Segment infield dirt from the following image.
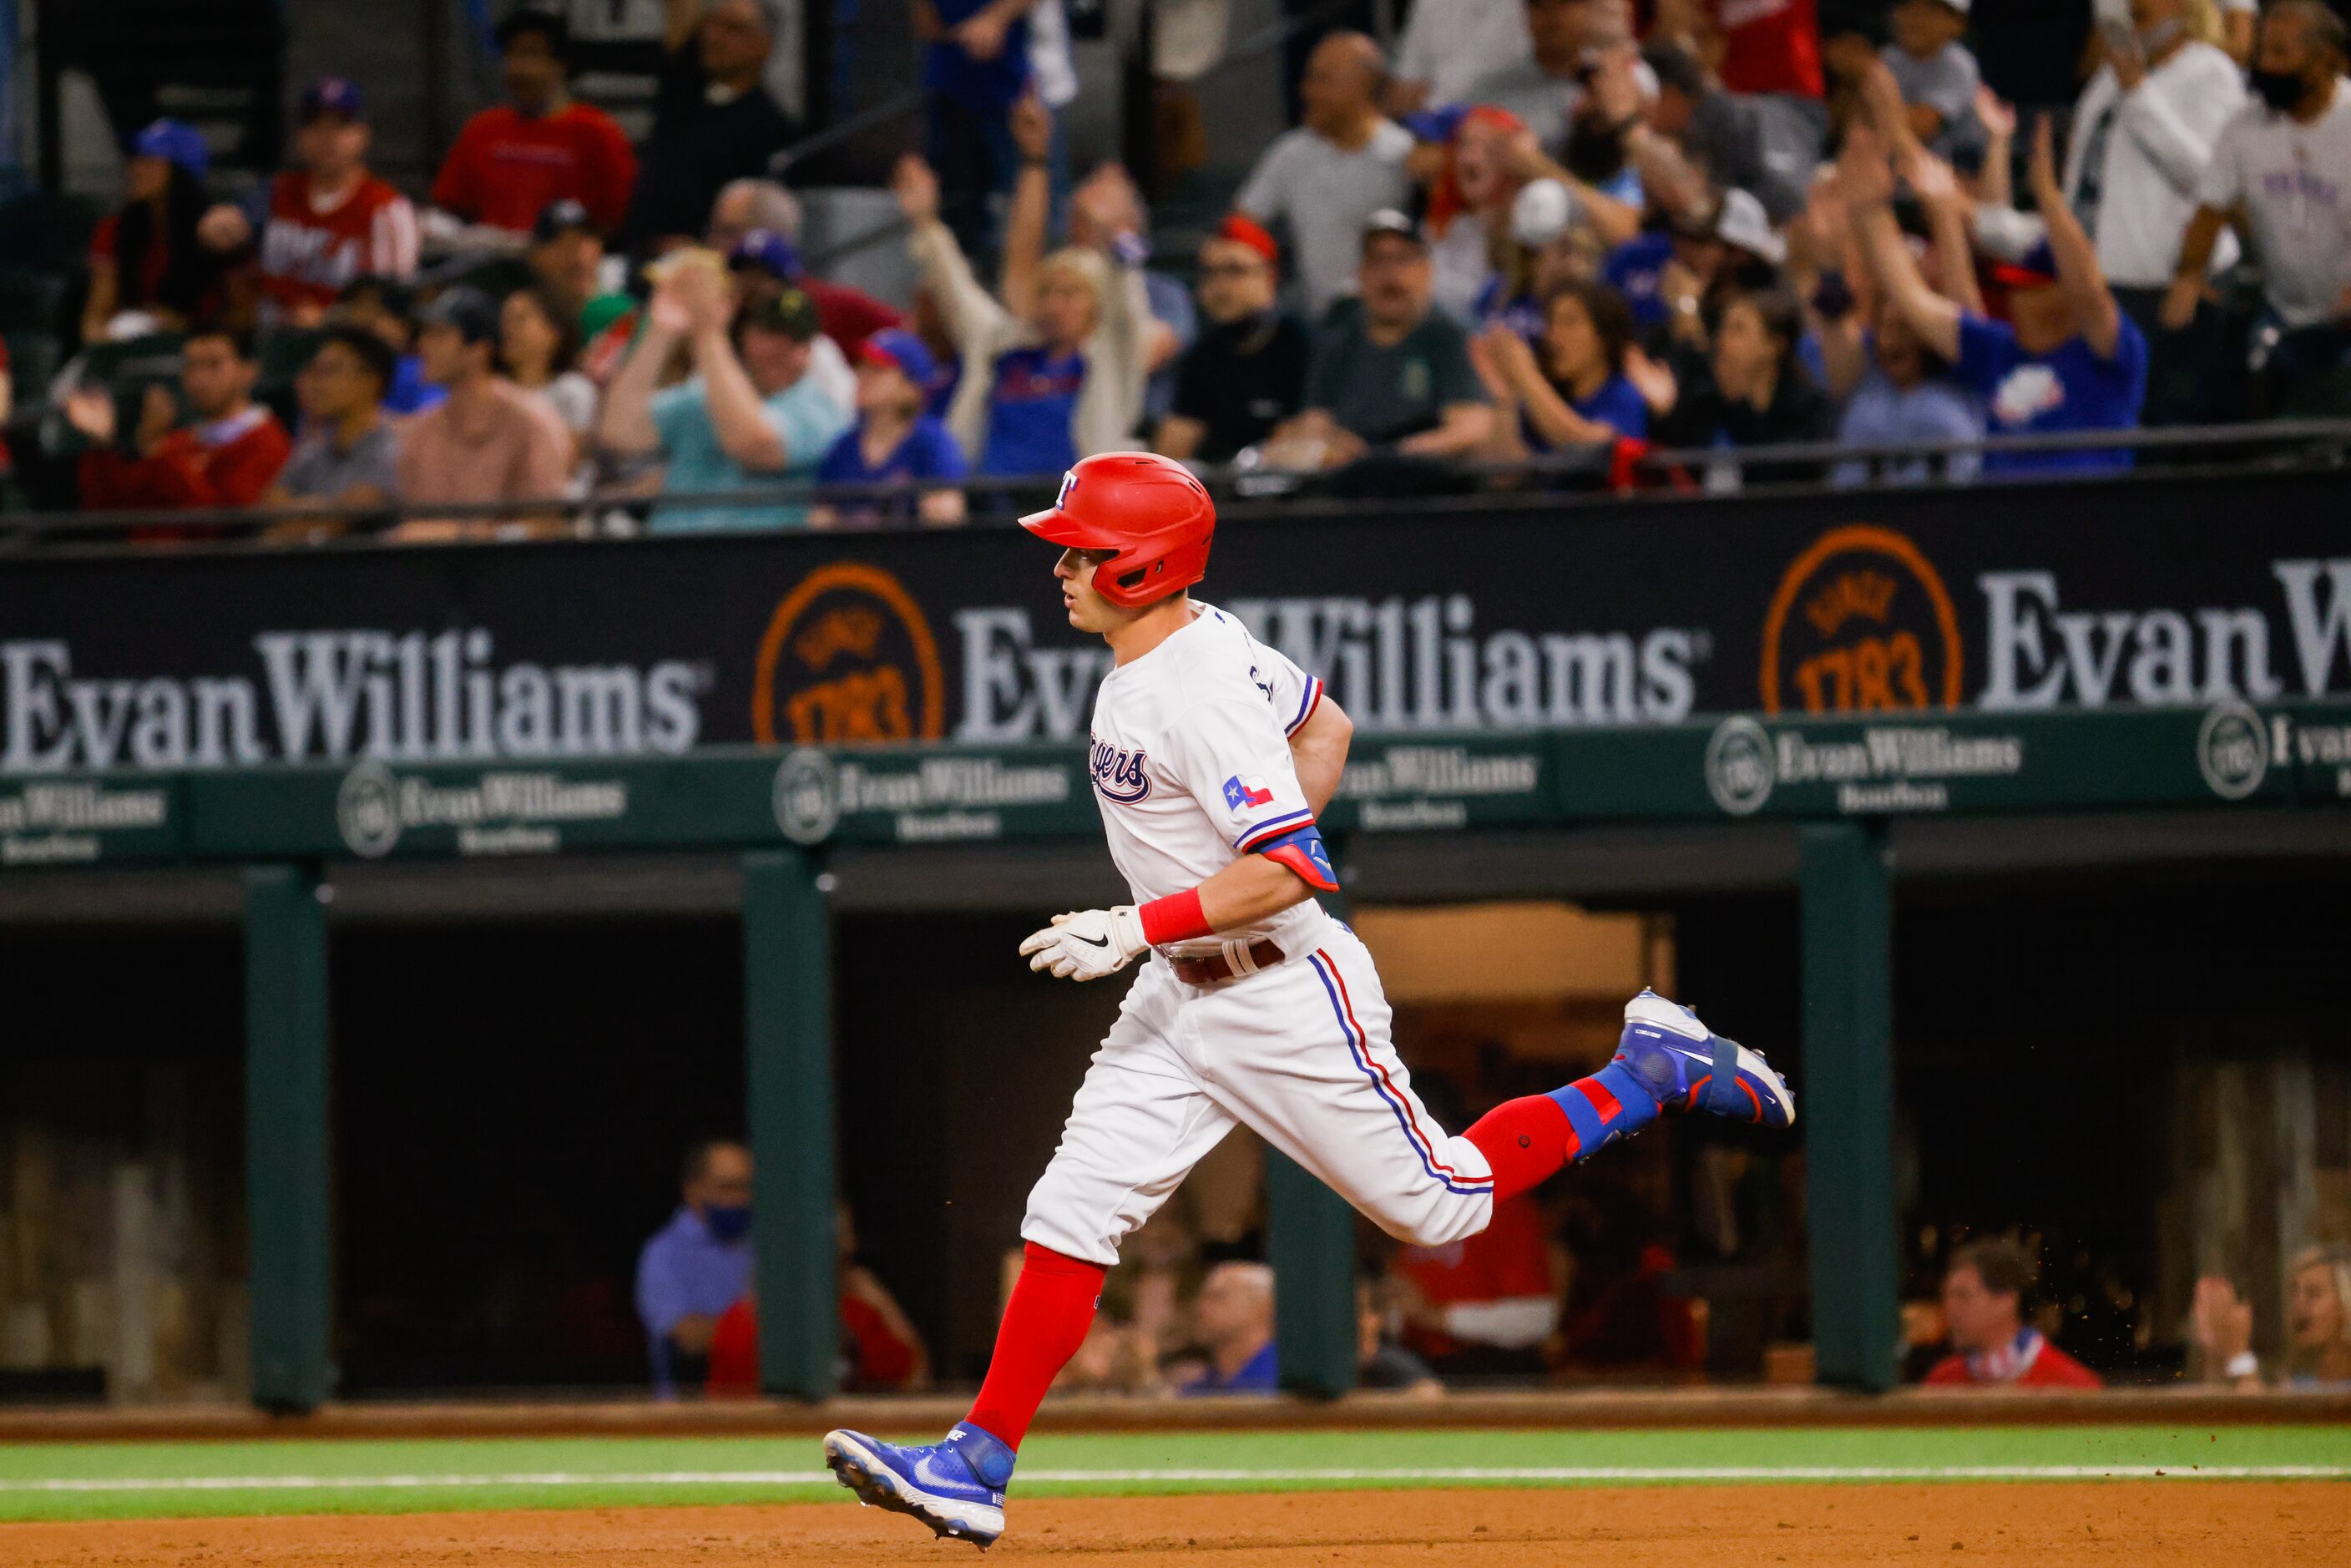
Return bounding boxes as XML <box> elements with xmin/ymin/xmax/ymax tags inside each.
<box><xmin>6</xmin><ymin>1481</ymin><xmax>2345</xmax><ymax>1565</ymax></box>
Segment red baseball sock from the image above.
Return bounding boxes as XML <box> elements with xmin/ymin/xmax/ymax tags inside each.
<box><xmin>963</xmin><ymin>1242</ymin><xmax>1107</xmax><ymax>1450</ymax></box>
<box><xmin>1464</xmin><ymin>1095</ymin><xmax>1580</xmax><ymax>1204</ymax></box>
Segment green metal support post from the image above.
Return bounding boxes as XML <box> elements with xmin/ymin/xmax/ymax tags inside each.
<box><xmin>243</xmin><ymin>863</ymin><xmax>333</xmax><ymax>1412</ymax></box>
<box><xmin>1267</xmin><ymin>852</ymin><xmax>1358</xmax><ymax>1399</ymax></box>
<box><xmin>1799</xmin><ymin>821</ymin><xmax>1899</xmax><ymax>1392</ymax></box>
<box><xmin>742</xmin><ymin>848</ymin><xmax>839</xmax><ymax>1400</ymax></box>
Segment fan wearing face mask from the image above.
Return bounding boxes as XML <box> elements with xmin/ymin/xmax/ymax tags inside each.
<box><xmin>2165</xmin><ymin>0</ymin><xmax>2351</xmax><ymax>409</ymax></box>
<box><xmin>635</xmin><ymin>1138</ymin><xmax>756</xmax><ymax>1398</ymax></box>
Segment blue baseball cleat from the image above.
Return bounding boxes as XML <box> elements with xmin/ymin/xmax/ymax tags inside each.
<box><xmin>1615</xmin><ymin>989</ymin><xmax>1795</xmax><ymax>1129</ymax></box>
<box><xmin>823</xmin><ymin>1423</ymin><xmax>1014</xmax><ymax>1549</ymax></box>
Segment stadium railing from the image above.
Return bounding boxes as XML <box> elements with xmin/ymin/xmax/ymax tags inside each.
<box><xmin>4</xmin><ymin>419</ymin><xmax>2350</xmax><ymax>549</ymax></box>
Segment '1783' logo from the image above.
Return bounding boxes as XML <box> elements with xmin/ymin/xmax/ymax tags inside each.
<box><xmin>1761</xmin><ymin>524</ymin><xmax>1964</xmax><ymax>713</ymax></box>
<box><xmin>753</xmin><ymin>562</ymin><xmax>946</xmax><ymax>743</ymax></box>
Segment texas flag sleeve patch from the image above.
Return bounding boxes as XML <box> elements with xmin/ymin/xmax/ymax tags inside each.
<box><xmin>1222</xmin><ymin>774</ymin><xmax>1276</xmax><ymax>812</ymax></box>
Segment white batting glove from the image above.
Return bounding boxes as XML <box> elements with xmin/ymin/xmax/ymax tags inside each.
<box><xmin>1019</xmin><ymin>906</ymin><xmax>1149</xmax><ymax>981</ymax></box>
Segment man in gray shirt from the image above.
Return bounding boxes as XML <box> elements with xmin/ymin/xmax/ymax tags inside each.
<box><xmin>268</xmin><ymin>326</ymin><xmax>402</xmax><ymax>529</ymax></box>
<box><xmin>2166</xmin><ymin>0</ymin><xmax>2351</xmax><ymax>404</ymax></box>
<box><xmin>1464</xmin><ymin>0</ymin><xmax>1622</xmax><ymax>153</ymax></box>
<box><xmin>1236</xmin><ymin>32</ymin><xmax>1414</xmax><ymax>316</ymax></box>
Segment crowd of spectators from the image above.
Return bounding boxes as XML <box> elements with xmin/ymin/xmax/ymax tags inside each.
<box><xmin>11</xmin><ymin>0</ymin><xmax>2351</xmax><ymax>536</ymax></box>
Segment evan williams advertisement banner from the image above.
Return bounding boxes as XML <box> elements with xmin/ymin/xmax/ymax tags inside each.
<box><xmin>3</xmin><ymin>472</ymin><xmax>2350</xmax><ymax>774</ymax></box>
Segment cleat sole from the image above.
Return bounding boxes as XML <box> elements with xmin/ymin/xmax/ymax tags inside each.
<box><xmin>823</xmin><ymin>1433</ymin><xmax>1003</xmax><ymax>1550</ymax></box>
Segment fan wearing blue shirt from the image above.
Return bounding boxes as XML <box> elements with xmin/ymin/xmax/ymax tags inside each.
<box><xmin>815</xmin><ymin>329</ymin><xmax>970</xmax><ymax>525</ymax></box>
<box><xmin>1474</xmin><ymin>280</ymin><xmax>1651</xmax><ymax>463</ymax></box>
<box><xmin>920</xmin><ymin>0</ymin><xmax>1039</xmax><ymax>257</ymax></box>
<box><xmin>1176</xmin><ymin>1262</ymin><xmax>1282</xmax><ymax>1397</ymax></box>
<box><xmin>635</xmin><ymin>1138</ymin><xmax>755</xmax><ymax>1399</ymax></box>
<box><xmin>1847</xmin><ymin>119</ymin><xmax>2144</xmax><ymax>475</ymax></box>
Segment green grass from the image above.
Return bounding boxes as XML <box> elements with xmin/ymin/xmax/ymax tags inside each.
<box><xmin>0</xmin><ymin>1426</ymin><xmax>2343</xmax><ymax>1523</ymax></box>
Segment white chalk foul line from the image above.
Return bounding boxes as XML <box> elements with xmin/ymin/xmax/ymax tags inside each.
<box><xmin>1</xmin><ymin>1464</ymin><xmax>2346</xmax><ymax>1495</ymax></box>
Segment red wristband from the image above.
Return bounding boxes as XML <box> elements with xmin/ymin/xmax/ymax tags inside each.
<box><xmin>1140</xmin><ymin>888</ymin><xmax>1212</xmax><ymax>946</ymax></box>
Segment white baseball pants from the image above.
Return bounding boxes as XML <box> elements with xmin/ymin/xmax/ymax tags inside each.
<box><xmin>1020</xmin><ymin>921</ymin><xmax>1497</xmax><ymax>1266</ymax></box>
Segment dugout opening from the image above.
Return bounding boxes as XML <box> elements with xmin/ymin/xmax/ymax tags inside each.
<box><xmin>0</xmin><ymin>923</ymin><xmax>246</xmax><ymax>1404</ymax></box>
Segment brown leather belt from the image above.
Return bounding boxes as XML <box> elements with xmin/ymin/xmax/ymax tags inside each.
<box><xmin>1165</xmin><ymin>938</ymin><xmax>1287</xmax><ymax>986</ymax></box>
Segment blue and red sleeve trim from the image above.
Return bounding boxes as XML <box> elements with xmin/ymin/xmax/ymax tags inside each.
<box><xmin>1234</xmin><ymin>807</ymin><xmax>1315</xmax><ymax>853</ymax></box>
<box><xmin>1253</xmin><ymin>822</ymin><xmax>1339</xmax><ymax>892</ymax></box>
<box><xmin>1285</xmin><ymin>676</ymin><xmax>1324</xmax><ymax>737</ymax></box>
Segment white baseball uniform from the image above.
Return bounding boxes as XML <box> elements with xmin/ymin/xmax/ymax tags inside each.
<box><xmin>1021</xmin><ymin>603</ymin><xmax>1497</xmax><ymax>1267</ymax></box>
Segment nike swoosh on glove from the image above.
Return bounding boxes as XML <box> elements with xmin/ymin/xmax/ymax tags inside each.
<box><xmin>1019</xmin><ymin>906</ymin><xmax>1149</xmax><ymax>981</ymax></box>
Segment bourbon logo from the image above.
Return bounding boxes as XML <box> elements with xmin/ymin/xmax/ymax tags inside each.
<box><xmin>753</xmin><ymin>563</ymin><xmax>945</xmax><ymax>744</ymax></box>
<box><xmin>1761</xmin><ymin>525</ymin><xmax>1963</xmax><ymax>714</ymax></box>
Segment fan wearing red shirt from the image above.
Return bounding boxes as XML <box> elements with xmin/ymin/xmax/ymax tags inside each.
<box><xmin>1922</xmin><ymin>1237</ymin><xmax>2104</xmax><ymax>1389</ymax></box>
<box><xmin>69</xmin><ymin>324</ymin><xmax>291</xmax><ymax>517</ymax></box>
<box><xmin>259</xmin><ymin>78</ymin><xmax>419</xmax><ymax>325</ymax></box>
<box><xmin>1655</xmin><ymin>0</ymin><xmax>1825</xmax><ymax>101</ymax></box>
<box><xmin>1391</xmin><ymin>1191</ymin><xmax>1568</xmax><ymax>1373</ymax></box>
<box><xmin>431</xmin><ymin>10</ymin><xmax>637</xmax><ymax>238</ymax></box>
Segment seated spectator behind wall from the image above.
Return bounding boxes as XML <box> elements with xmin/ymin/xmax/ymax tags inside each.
<box><xmin>812</xmin><ymin>330</ymin><xmax>969</xmax><ymax>526</ymax></box>
<box><xmin>1357</xmin><ymin>1277</ymin><xmax>1445</xmax><ymax>1394</ymax></box>
<box><xmin>2166</xmin><ymin>0</ymin><xmax>2351</xmax><ymax>412</ymax></box>
<box><xmin>263</xmin><ymin>326</ymin><xmax>401</xmax><ymax>534</ymax></box>
<box><xmin>1922</xmin><ymin>1237</ymin><xmax>2103</xmax><ymax>1388</ymax></box>
<box><xmin>1848</xmin><ymin>123</ymin><xmax>2145</xmax><ymax>473</ymax></box>
<box><xmin>1423</xmin><ymin>108</ymin><xmax>1534</xmax><ymax>326</ymax></box>
<box><xmin>704</xmin><ymin>1202</ymin><xmax>931</xmax><ymax>1395</ymax></box>
<box><xmin>335</xmin><ymin>276</ymin><xmax>444</xmax><ymax>415</ymax></box>
<box><xmin>894</xmin><ymin>152</ymin><xmax>1148</xmax><ymax>478</ymax></box>
<box><xmin>1389</xmin><ymin>1191</ymin><xmax>1567</xmax><ymax>1376</ymax></box>
<box><xmin>1268</xmin><ymin>211</ymin><xmax>1493</xmax><ymax>472</ymax></box>
<box><xmin>391</xmin><ymin>287</ymin><xmax>574</xmax><ymax>540</ymax></box>
<box><xmin>82</xmin><ymin>120</ymin><xmax>246</xmax><ymax>345</ymax></box>
<box><xmin>463</xmin><ymin>200</ymin><xmax>617</xmax><ymax>336</ymax></box>
<box><xmin>715</xmin><ymin>197</ymin><xmax>907</xmax><ymax>356</ymax></box>
<box><xmin>2191</xmin><ymin>1247</ymin><xmax>2351</xmax><ymax>1390</ymax></box>
<box><xmin>624</xmin><ymin>0</ymin><xmax>801</xmax><ymax>250</ymax></box>
<box><xmin>431</xmin><ymin>9</ymin><xmax>637</xmax><ymax>240</ymax></box>
<box><xmin>1157</xmin><ymin>215</ymin><xmax>1310</xmax><ymax>463</ymax></box>
<box><xmin>1050</xmin><ymin>139</ymin><xmax>1196</xmax><ymax>431</ymax></box>
<box><xmin>1180</xmin><ymin>1262</ymin><xmax>1279</xmax><ymax>1395</ymax></box>
<box><xmin>726</xmin><ymin>230</ymin><xmax>864</xmax><ymax>414</ymax></box>
<box><xmin>498</xmin><ymin>286</ymin><xmax>599</xmax><ymax>464</ymax></box>
<box><xmin>1474</xmin><ymin>279</ymin><xmax>1649</xmax><ymax>467</ymax></box>
<box><xmin>1880</xmin><ymin>0</ymin><xmax>1981</xmax><ymax>160</ymax></box>
<box><xmin>1822</xmin><ymin>294</ymin><xmax>1986</xmax><ymax>486</ymax></box>
<box><xmin>635</xmin><ymin>1138</ymin><xmax>756</xmax><ymax>1399</ymax></box>
<box><xmin>1622</xmin><ymin>42</ymin><xmax>1817</xmax><ymax>228</ymax></box>
<box><xmin>599</xmin><ymin>258</ymin><xmax>850</xmax><ymax>530</ymax></box>
<box><xmin>70</xmin><ymin>323</ymin><xmax>290</xmax><ymax>513</ymax></box>
<box><xmin>1659</xmin><ymin>286</ymin><xmax>1832</xmax><ymax>481</ymax></box>
<box><xmin>1234</xmin><ymin>32</ymin><xmax>1415</xmax><ymax>317</ymax></box>
<box><xmin>246</xmin><ymin>78</ymin><xmax>418</xmax><ymax>327</ymax></box>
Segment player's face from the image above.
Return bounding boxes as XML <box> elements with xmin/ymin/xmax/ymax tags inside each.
<box><xmin>1055</xmin><ymin>547</ymin><xmax>1126</xmax><ymax>635</ymax></box>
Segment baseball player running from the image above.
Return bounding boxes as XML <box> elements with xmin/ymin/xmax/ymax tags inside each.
<box><xmin>825</xmin><ymin>453</ymin><xmax>1793</xmax><ymax>1547</ymax></box>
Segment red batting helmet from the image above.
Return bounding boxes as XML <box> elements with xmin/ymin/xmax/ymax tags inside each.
<box><xmin>1019</xmin><ymin>452</ymin><xmax>1215</xmax><ymax>608</ymax></box>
